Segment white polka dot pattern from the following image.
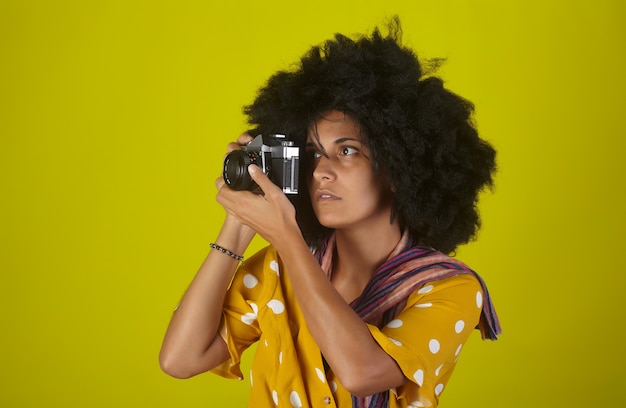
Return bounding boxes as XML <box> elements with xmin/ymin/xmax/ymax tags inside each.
<box><xmin>418</xmin><ymin>284</ymin><xmax>434</xmax><ymax>294</ymax></box>
<box><xmin>267</xmin><ymin>299</ymin><xmax>285</xmax><ymax>314</ymax></box>
<box><xmin>389</xmin><ymin>338</ymin><xmax>403</xmax><ymax>346</ymax></box>
<box><xmin>413</xmin><ymin>369</ymin><xmax>424</xmax><ymax>386</ymax></box>
<box><xmin>455</xmin><ymin>320</ymin><xmax>465</xmax><ymax>334</ymax></box>
<box><xmin>290</xmin><ymin>390</ymin><xmax>302</xmax><ymax>407</ymax></box>
<box><xmin>315</xmin><ymin>367</ymin><xmax>326</xmax><ymax>383</ymax></box>
<box><xmin>241</xmin><ymin>303</ymin><xmax>258</xmax><ymax>325</ymax></box>
<box><xmin>243</xmin><ymin>274</ymin><xmax>258</xmax><ymax>289</ymax></box>
<box><xmin>330</xmin><ymin>381</ymin><xmax>338</xmax><ymax>393</ymax></box>
<box><xmin>428</xmin><ymin>339</ymin><xmax>440</xmax><ymax>354</ymax></box>
<box><xmin>387</xmin><ymin>319</ymin><xmax>403</xmax><ymax>328</ymax></box>
<box><xmin>270</xmin><ymin>260</ymin><xmax>280</xmax><ymax>275</ymax></box>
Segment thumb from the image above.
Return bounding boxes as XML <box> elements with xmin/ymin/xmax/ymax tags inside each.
<box><xmin>248</xmin><ymin>164</ymin><xmax>276</xmax><ymax>193</ymax></box>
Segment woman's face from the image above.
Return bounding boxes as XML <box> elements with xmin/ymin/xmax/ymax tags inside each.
<box><xmin>305</xmin><ymin>111</ymin><xmax>394</xmax><ymax>231</ymax></box>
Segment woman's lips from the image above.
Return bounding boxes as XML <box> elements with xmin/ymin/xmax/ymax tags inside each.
<box><xmin>315</xmin><ymin>189</ymin><xmax>340</xmax><ymax>201</ymax></box>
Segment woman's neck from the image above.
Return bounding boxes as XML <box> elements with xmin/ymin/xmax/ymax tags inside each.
<box><xmin>330</xmin><ymin>223</ymin><xmax>402</xmax><ymax>302</ymax></box>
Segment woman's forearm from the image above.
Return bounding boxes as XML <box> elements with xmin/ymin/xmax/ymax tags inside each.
<box><xmin>159</xmin><ymin>217</ymin><xmax>254</xmax><ymax>378</ymax></box>
<box><xmin>273</xmin><ymin>232</ymin><xmax>405</xmax><ymax>397</ymax></box>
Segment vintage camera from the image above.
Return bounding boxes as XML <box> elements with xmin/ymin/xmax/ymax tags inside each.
<box><xmin>223</xmin><ymin>134</ymin><xmax>300</xmax><ymax>194</ymax></box>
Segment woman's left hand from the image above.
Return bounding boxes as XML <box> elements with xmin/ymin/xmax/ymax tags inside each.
<box><xmin>216</xmin><ymin>164</ymin><xmax>299</xmax><ymax>246</ymax></box>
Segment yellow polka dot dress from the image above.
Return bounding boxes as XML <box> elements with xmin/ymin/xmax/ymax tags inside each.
<box><xmin>211</xmin><ymin>246</ymin><xmax>486</xmax><ymax>408</ymax></box>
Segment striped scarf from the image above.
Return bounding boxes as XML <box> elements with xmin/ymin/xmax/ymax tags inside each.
<box><xmin>315</xmin><ymin>232</ymin><xmax>501</xmax><ymax>408</ymax></box>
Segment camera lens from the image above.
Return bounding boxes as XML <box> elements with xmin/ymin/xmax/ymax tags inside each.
<box><xmin>223</xmin><ymin>150</ymin><xmax>257</xmax><ymax>191</ymax></box>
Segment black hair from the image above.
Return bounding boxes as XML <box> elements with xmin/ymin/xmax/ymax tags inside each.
<box><xmin>243</xmin><ymin>17</ymin><xmax>496</xmax><ymax>254</ymax></box>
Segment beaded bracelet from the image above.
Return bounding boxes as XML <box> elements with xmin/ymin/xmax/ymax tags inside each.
<box><xmin>209</xmin><ymin>243</ymin><xmax>244</xmax><ymax>263</ymax></box>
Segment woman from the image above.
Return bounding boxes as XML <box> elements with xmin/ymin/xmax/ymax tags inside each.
<box><xmin>160</xmin><ymin>19</ymin><xmax>500</xmax><ymax>408</ymax></box>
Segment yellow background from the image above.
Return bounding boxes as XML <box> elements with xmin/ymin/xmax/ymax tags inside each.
<box><xmin>1</xmin><ymin>1</ymin><xmax>625</xmax><ymax>407</ymax></box>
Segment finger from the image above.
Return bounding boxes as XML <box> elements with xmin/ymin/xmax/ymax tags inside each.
<box><xmin>225</xmin><ymin>133</ymin><xmax>254</xmax><ymax>156</ymax></box>
<box><xmin>226</xmin><ymin>141</ymin><xmax>242</xmax><ymax>153</ymax></box>
<box><xmin>237</xmin><ymin>133</ymin><xmax>254</xmax><ymax>145</ymax></box>
<box><xmin>248</xmin><ymin>164</ymin><xmax>279</xmax><ymax>195</ymax></box>
<box><xmin>215</xmin><ymin>176</ymin><xmax>225</xmax><ymax>190</ymax></box>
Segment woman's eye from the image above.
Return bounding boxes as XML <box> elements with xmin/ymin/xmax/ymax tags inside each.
<box><xmin>305</xmin><ymin>150</ymin><xmax>323</xmax><ymax>162</ymax></box>
<box><xmin>340</xmin><ymin>146</ymin><xmax>358</xmax><ymax>156</ymax></box>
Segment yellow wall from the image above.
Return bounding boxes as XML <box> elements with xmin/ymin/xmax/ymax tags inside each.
<box><xmin>1</xmin><ymin>1</ymin><xmax>624</xmax><ymax>406</ymax></box>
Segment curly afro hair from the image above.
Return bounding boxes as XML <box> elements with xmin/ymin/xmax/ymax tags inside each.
<box><xmin>243</xmin><ymin>17</ymin><xmax>496</xmax><ymax>254</ymax></box>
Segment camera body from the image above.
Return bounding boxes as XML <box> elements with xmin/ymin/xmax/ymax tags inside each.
<box><xmin>223</xmin><ymin>134</ymin><xmax>300</xmax><ymax>194</ymax></box>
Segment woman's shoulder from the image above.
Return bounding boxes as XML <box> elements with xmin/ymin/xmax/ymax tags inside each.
<box><xmin>404</xmin><ymin>273</ymin><xmax>484</xmax><ymax>313</ymax></box>
<box><xmin>421</xmin><ymin>272</ymin><xmax>482</xmax><ymax>291</ymax></box>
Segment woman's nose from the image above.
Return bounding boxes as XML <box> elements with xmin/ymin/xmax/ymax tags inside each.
<box><xmin>311</xmin><ymin>155</ymin><xmax>335</xmax><ymax>181</ymax></box>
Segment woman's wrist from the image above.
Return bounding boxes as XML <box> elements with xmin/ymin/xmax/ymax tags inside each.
<box><xmin>215</xmin><ymin>215</ymin><xmax>256</xmax><ymax>256</ymax></box>
<box><xmin>209</xmin><ymin>243</ymin><xmax>245</xmax><ymax>263</ymax></box>
<box><xmin>271</xmin><ymin>223</ymin><xmax>307</xmax><ymax>257</ymax></box>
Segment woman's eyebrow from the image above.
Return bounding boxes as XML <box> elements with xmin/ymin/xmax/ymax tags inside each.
<box><xmin>305</xmin><ymin>137</ymin><xmax>361</xmax><ymax>146</ymax></box>
<box><xmin>333</xmin><ymin>137</ymin><xmax>361</xmax><ymax>144</ymax></box>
